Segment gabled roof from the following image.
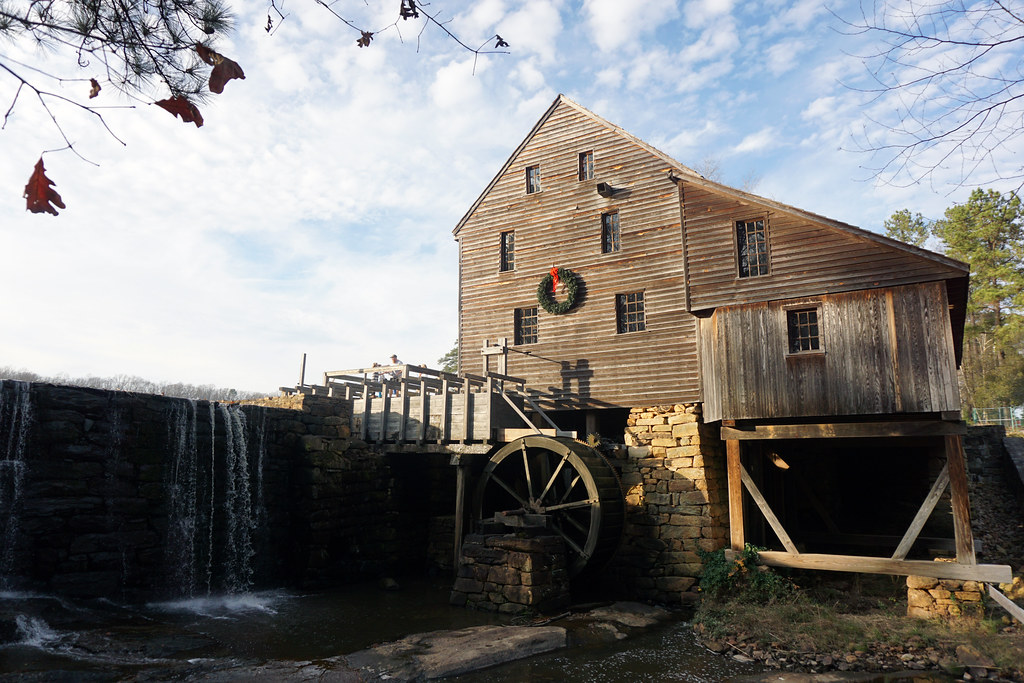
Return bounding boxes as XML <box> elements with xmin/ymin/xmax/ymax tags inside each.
<box><xmin>452</xmin><ymin>94</ymin><xmax>968</xmax><ymax>275</ymax></box>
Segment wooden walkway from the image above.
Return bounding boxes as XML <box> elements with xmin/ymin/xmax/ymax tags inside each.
<box><xmin>282</xmin><ymin>364</ymin><xmax>573</xmax><ymax>446</ymax></box>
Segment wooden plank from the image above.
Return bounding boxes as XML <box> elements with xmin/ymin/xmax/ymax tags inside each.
<box><xmin>418</xmin><ymin>379</ymin><xmax>428</xmax><ymax>446</ymax></box>
<box><xmin>461</xmin><ymin>383</ymin><xmax>471</xmax><ymax>443</ymax></box>
<box><xmin>485</xmin><ymin>377</ymin><xmax>494</xmax><ymax>443</ymax></box>
<box><xmin>496</xmin><ymin>428</ymin><xmax>576</xmax><ymax>440</ymax></box>
<box><xmin>379</xmin><ymin>392</ymin><xmax>390</xmax><ymax>444</ymax></box>
<box><xmin>892</xmin><ymin>463</ymin><xmax>949</xmax><ymax>560</ymax></box>
<box><xmin>749</xmin><ymin>551</ymin><xmax>1012</xmax><ymax>583</ymax></box>
<box><xmin>988</xmin><ymin>584</ymin><xmax>1024</xmax><ymax>623</ymax></box>
<box><xmin>360</xmin><ymin>392</ymin><xmax>371</xmax><ymax>441</ymax></box>
<box><xmin>740</xmin><ymin>463</ymin><xmax>799</xmax><ymax>554</ymax></box>
<box><xmin>727</xmin><ymin>439</ymin><xmax>744</xmax><ymax>552</ymax></box>
<box><xmin>453</xmin><ymin>460</ymin><xmax>467</xmax><ymax>573</ymax></box>
<box><xmin>500</xmin><ymin>391</ymin><xmax>543</xmax><ymax>435</ymax></box>
<box><xmin>397</xmin><ymin>380</ymin><xmax>408</xmax><ymax>442</ymax></box>
<box><xmin>439</xmin><ymin>377</ymin><xmax>450</xmax><ymax>444</ymax></box>
<box><xmin>946</xmin><ymin>434</ymin><xmax>977</xmax><ymax>564</ymax></box>
<box><xmin>722</xmin><ymin>420</ymin><xmax>966</xmax><ymax>440</ymax></box>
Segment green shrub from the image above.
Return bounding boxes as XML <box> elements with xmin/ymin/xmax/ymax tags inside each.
<box><xmin>697</xmin><ymin>544</ymin><xmax>795</xmax><ymax>604</ymax></box>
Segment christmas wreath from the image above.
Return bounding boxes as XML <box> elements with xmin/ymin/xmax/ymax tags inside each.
<box><xmin>537</xmin><ymin>266</ymin><xmax>580</xmax><ymax>314</ymax></box>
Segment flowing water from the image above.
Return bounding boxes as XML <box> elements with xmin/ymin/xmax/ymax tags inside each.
<box><xmin>0</xmin><ymin>381</ymin><xmax>31</xmax><ymax>590</ymax></box>
<box><xmin>0</xmin><ymin>579</ymin><xmax>771</xmax><ymax>681</ymax></box>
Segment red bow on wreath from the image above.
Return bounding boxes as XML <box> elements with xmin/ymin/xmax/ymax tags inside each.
<box><xmin>550</xmin><ymin>266</ymin><xmax>559</xmax><ymax>294</ymax></box>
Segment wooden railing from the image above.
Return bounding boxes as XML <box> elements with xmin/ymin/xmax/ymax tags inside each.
<box><xmin>281</xmin><ymin>366</ymin><xmax>573</xmax><ymax>445</ymax></box>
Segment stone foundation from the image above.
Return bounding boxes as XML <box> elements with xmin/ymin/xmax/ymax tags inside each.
<box><xmin>607</xmin><ymin>403</ymin><xmax>729</xmax><ymax>604</ymax></box>
<box><xmin>907</xmin><ymin>574</ymin><xmax>985</xmax><ymax>618</ymax></box>
<box><xmin>449</xmin><ymin>533</ymin><xmax>570</xmax><ymax>614</ymax></box>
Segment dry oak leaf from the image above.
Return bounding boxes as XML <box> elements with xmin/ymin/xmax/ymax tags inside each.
<box><xmin>155</xmin><ymin>96</ymin><xmax>204</xmax><ymax>127</ymax></box>
<box><xmin>195</xmin><ymin>43</ymin><xmax>245</xmax><ymax>94</ymax></box>
<box><xmin>23</xmin><ymin>157</ymin><xmax>65</xmax><ymax>216</ymax></box>
<box><xmin>89</xmin><ymin>78</ymin><xmax>101</xmax><ymax>99</ymax></box>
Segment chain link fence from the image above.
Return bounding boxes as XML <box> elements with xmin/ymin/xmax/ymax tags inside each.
<box><xmin>970</xmin><ymin>406</ymin><xmax>1024</xmax><ymax>430</ymax></box>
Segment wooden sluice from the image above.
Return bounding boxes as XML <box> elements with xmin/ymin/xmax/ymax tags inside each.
<box><xmin>283</xmin><ymin>363</ymin><xmax>573</xmax><ymax>446</ymax></box>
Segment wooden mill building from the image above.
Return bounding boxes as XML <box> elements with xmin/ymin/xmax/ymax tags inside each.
<box><xmin>453</xmin><ymin>94</ymin><xmax>1010</xmax><ymax>585</ymax></box>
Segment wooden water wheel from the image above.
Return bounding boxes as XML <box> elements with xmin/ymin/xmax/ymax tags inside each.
<box><xmin>474</xmin><ymin>435</ymin><xmax>624</xmax><ymax>577</ymax></box>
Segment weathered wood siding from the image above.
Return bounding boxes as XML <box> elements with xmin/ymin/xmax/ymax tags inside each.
<box><xmin>456</xmin><ymin>100</ymin><xmax>699</xmax><ymax>408</ymax></box>
<box><xmin>682</xmin><ymin>183</ymin><xmax>967</xmax><ymax>311</ymax></box>
<box><xmin>699</xmin><ymin>282</ymin><xmax>961</xmax><ymax>422</ymax></box>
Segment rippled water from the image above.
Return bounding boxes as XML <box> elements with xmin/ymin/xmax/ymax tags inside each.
<box><xmin>0</xmin><ymin>579</ymin><xmax>766</xmax><ymax>681</ymax></box>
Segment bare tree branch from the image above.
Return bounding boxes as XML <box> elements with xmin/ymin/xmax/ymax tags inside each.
<box><xmin>839</xmin><ymin>0</ymin><xmax>1024</xmax><ymax>190</ymax></box>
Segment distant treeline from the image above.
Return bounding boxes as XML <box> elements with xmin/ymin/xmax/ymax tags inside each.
<box><xmin>0</xmin><ymin>366</ymin><xmax>270</xmax><ymax>402</ymax></box>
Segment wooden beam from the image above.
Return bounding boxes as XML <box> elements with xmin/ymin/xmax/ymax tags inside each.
<box><xmin>418</xmin><ymin>378</ymin><xmax>429</xmax><ymax>446</ymax></box>
<box><xmin>397</xmin><ymin>380</ymin><xmax>408</xmax><ymax>443</ymax></box>
<box><xmin>740</xmin><ymin>463</ymin><xmax>799</xmax><ymax>554</ymax></box>
<box><xmin>461</xmin><ymin>382</ymin><xmax>471</xmax><ymax>443</ymax></box>
<box><xmin>499</xmin><ymin>391</ymin><xmax>543</xmax><ymax>435</ymax></box>
<box><xmin>721</xmin><ymin>420</ymin><xmax>966</xmax><ymax>440</ymax></box>
<box><xmin>438</xmin><ymin>377</ymin><xmax>450</xmax><ymax>445</ymax></box>
<box><xmin>749</xmin><ymin>551</ymin><xmax>1012</xmax><ymax>583</ymax></box>
<box><xmin>727</xmin><ymin>439</ymin><xmax>744</xmax><ymax>552</ymax></box>
<box><xmin>453</xmin><ymin>459</ymin><xmax>467</xmax><ymax>574</ymax></box>
<box><xmin>378</xmin><ymin>392</ymin><xmax>390</xmax><ymax>445</ymax></box>
<box><xmin>360</xmin><ymin>393</ymin><xmax>371</xmax><ymax>441</ymax></box>
<box><xmin>988</xmin><ymin>584</ymin><xmax>1024</xmax><ymax>624</ymax></box>
<box><xmin>946</xmin><ymin>434</ymin><xmax>977</xmax><ymax>564</ymax></box>
<box><xmin>892</xmin><ymin>463</ymin><xmax>949</xmax><ymax>560</ymax></box>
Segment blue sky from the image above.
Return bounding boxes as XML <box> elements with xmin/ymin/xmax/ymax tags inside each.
<box><xmin>1</xmin><ymin>0</ymin><xmax>1021</xmax><ymax>393</ymax></box>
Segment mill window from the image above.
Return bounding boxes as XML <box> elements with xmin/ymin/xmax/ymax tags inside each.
<box><xmin>500</xmin><ymin>231</ymin><xmax>515</xmax><ymax>272</ymax></box>
<box><xmin>578</xmin><ymin>151</ymin><xmax>594</xmax><ymax>181</ymax></box>
<box><xmin>787</xmin><ymin>307</ymin><xmax>822</xmax><ymax>354</ymax></box>
<box><xmin>601</xmin><ymin>212</ymin><xmax>621</xmax><ymax>253</ymax></box>
<box><xmin>526</xmin><ymin>165</ymin><xmax>541</xmax><ymax>194</ymax></box>
<box><xmin>616</xmin><ymin>292</ymin><xmax>646</xmax><ymax>333</ymax></box>
<box><xmin>736</xmin><ymin>218</ymin><xmax>770</xmax><ymax>277</ymax></box>
<box><xmin>515</xmin><ymin>307</ymin><xmax>538</xmax><ymax>345</ymax></box>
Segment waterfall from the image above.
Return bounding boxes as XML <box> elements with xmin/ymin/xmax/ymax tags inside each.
<box><xmin>0</xmin><ymin>380</ymin><xmax>32</xmax><ymax>589</ymax></box>
<box><xmin>163</xmin><ymin>401</ymin><xmax>267</xmax><ymax>597</ymax></box>
<box><xmin>164</xmin><ymin>399</ymin><xmax>201</xmax><ymax>597</ymax></box>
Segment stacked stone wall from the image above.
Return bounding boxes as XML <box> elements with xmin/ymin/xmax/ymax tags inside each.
<box><xmin>0</xmin><ymin>384</ymin><xmax>454</xmax><ymax>601</ymax></box>
<box><xmin>450</xmin><ymin>534</ymin><xmax>569</xmax><ymax>614</ymax></box>
<box><xmin>907</xmin><ymin>574</ymin><xmax>985</xmax><ymax>619</ymax></box>
<box><xmin>606</xmin><ymin>403</ymin><xmax>729</xmax><ymax>604</ymax></box>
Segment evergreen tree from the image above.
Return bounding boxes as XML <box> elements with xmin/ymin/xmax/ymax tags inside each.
<box><xmin>883</xmin><ymin>209</ymin><xmax>930</xmax><ymax>247</ymax></box>
<box><xmin>933</xmin><ymin>189</ymin><xmax>1024</xmax><ymax>410</ymax></box>
<box><xmin>437</xmin><ymin>341</ymin><xmax>458</xmax><ymax>374</ymax></box>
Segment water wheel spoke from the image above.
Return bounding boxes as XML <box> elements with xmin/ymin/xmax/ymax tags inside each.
<box><xmin>557</xmin><ymin>473</ymin><xmax>582</xmax><ymax>504</ymax></box>
<box><xmin>551</xmin><ymin>524</ymin><xmax>586</xmax><ymax>557</ymax></box>
<box><xmin>520</xmin><ymin>441</ymin><xmax>534</xmax><ymax>502</ymax></box>
<box><xmin>489</xmin><ymin>472</ymin><xmax>529</xmax><ymax>508</ymax></box>
<box><xmin>537</xmin><ymin>454</ymin><xmax>569</xmax><ymax>502</ymax></box>
<box><xmin>543</xmin><ymin>498</ymin><xmax>597</xmax><ymax>513</ymax></box>
<box><xmin>555</xmin><ymin>510</ymin><xmax>590</xmax><ymax>536</ymax></box>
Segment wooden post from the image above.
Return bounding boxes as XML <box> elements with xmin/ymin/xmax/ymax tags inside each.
<box><xmin>417</xmin><ymin>378</ymin><xmax>428</xmax><ymax>446</ymax></box>
<box><xmin>453</xmin><ymin>456</ymin><xmax>467</xmax><ymax>573</ymax></box>
<box><xmin>439</xmin><ymin>377</ymin><xmax>450</xmax><ymax>444</ymax></box>
<box><xmin>727</xmin><ymin>439</ymin><xmax>744</xmax><ymax>552</ymax></box>
<box><xmin>499</xmin><ymin>337</ymin><xmax>508</xmax><ymax>376</ymax></box>
<box><xmin>299</xmin><ymin>352</ymin><xmax>307</xmax><ymax>386</ymax></box>
<box><xmin>945</xmin><ymin>434</ymin><xmax>977</xmax><ymax>564</ymax></box>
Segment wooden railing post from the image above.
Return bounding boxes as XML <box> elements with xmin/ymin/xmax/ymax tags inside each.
<box><xmin>727</xmin><ymin>439</ymin><xmax>744</xmax><ymax>552</ymax></box>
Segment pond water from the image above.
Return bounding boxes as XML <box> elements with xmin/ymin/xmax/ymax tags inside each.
<box><xmin>0</xmin><ymin>578</ymin><xmax>772</xmax><ymax>681</ymax></box>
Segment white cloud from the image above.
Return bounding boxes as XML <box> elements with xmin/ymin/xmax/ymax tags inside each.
<box><xmin>584</xmin><ymin>0</ymin><xmax>680</xmax><ymax>51</ymax></box>
<box><xmin>732</xmin><ymin>127</ymin><xmax>778</xmax><ymax>154</ymax></box>
<box><xmin>683</xmin><ymin>0</ymin><xmax>735</xmax><ymax>29</ymax></box>
<box><xmin>765</xmin><ymin>40</ymin><xmax>807</xmax><ymax>76</ymax></box>
<box><xmin>499</xmin><ymin>1</ymin><xmax>564</xmax><ymax>64</ymax></box>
